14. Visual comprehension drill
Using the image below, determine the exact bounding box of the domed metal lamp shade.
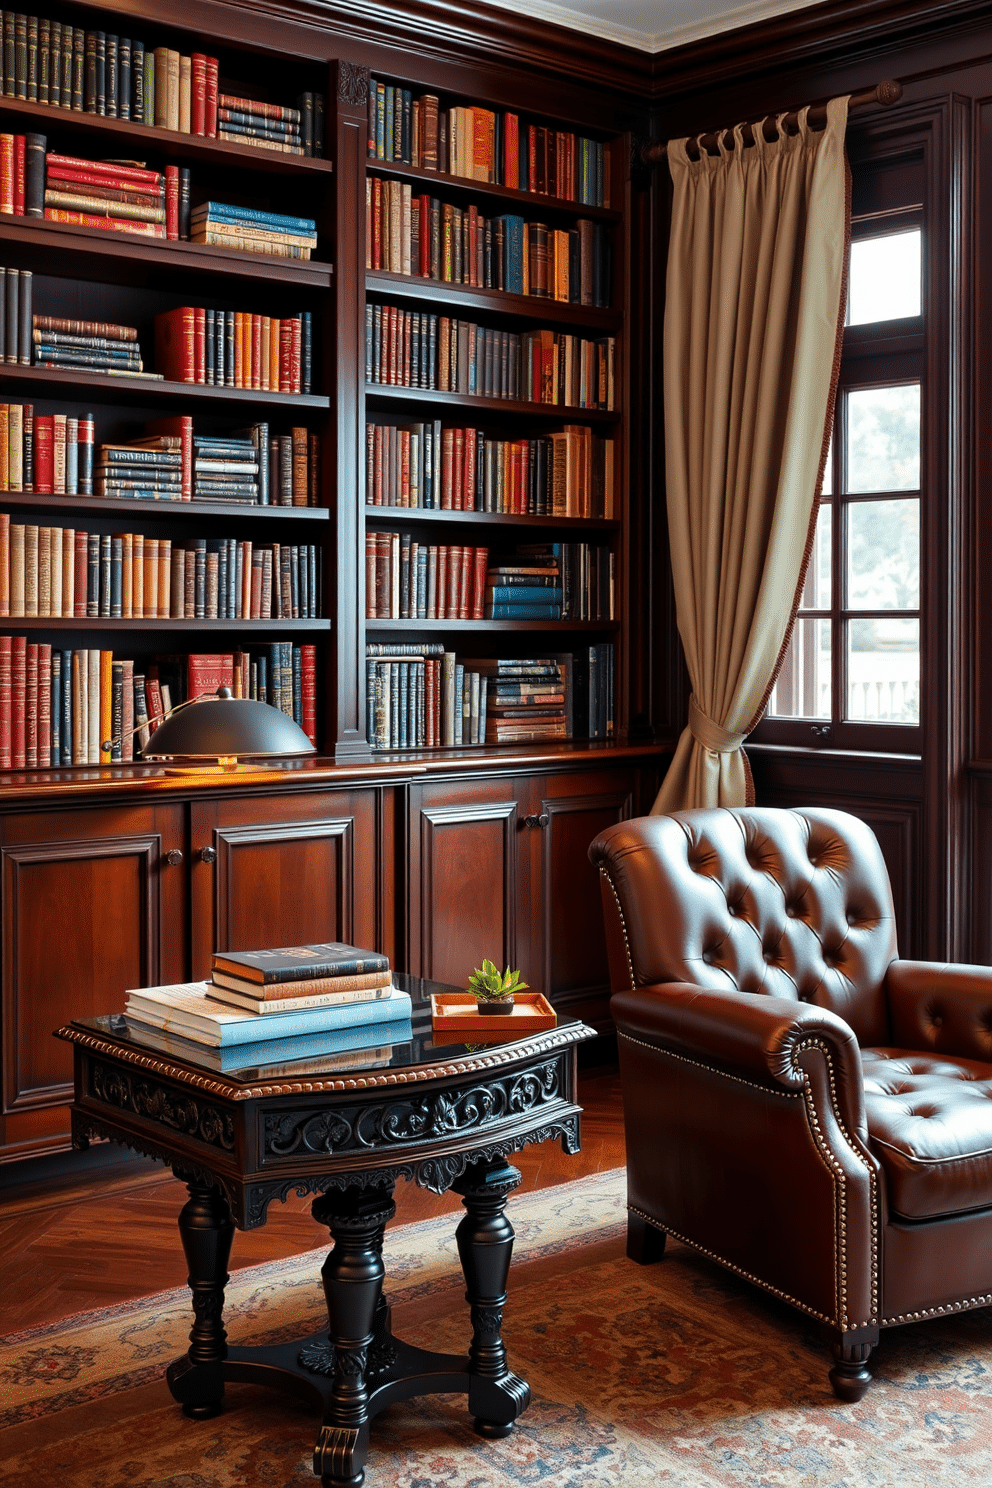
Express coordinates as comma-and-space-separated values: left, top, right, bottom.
141, 688, 316, 774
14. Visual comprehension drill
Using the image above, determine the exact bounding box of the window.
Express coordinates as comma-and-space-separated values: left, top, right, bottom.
762, 209, 924, 751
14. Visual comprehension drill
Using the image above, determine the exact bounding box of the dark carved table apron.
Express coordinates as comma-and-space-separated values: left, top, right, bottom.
58, 1018, 593, 1486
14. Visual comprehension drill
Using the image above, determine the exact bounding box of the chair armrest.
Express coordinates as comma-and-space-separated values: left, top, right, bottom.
885, 959, 992, 1061
612, 983, 868, 1142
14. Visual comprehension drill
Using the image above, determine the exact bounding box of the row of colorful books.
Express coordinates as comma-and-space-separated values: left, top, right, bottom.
123, 943, 409, 1072
366, 303, 616, 410
367, 80, 610, 207
154, 306, 313, 392
0, 17, 325, 155
365, 535, 487, 621
475, 649, 614, 743
365, 420, 616, 518
0, 642, 317, 768
498, 541, 615, 622
0, 522, 321, 621
367, 178, 612, 307
365, 644, 490, 749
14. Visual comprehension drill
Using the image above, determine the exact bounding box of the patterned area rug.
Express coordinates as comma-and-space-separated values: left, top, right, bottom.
3, 1167, 992, 1487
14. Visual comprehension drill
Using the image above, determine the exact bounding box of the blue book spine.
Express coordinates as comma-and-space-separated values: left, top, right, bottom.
50, 653, 61, 765
204, 1017, 413, 1071
208, 988, 413, 1045
504, 216, 525, 295
192, 202, 317, 234
488, 603, 563, 619
487, 585, 564, 604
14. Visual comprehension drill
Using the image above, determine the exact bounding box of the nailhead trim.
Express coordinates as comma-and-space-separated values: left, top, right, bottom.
600, 867, 637, 990
882, 1293, 992, 1326
627, 1204, 834, 1326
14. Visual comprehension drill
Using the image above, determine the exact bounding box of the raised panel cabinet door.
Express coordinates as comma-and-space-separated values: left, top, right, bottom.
408, 778, 524, 989
188, 790, 381, 978
530, 770, 635, 1025
0, 801, 186, 1161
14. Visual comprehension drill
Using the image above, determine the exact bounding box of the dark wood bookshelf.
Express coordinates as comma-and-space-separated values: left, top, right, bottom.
365, 156, 620, 224
364, 385, 617, 421
365, 618, 618, 632
0, 618, 332, 632
363, 506, 618, 530
366, 270, 620, 331
0, 493, 331, 522
0, 364, 330, 412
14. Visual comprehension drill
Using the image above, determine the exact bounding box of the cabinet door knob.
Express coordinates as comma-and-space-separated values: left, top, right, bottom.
165, 849, 184, 866
523, 813, 551, 829
199, 846, 218, 864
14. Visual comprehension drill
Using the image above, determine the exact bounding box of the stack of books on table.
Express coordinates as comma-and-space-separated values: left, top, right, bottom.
190, 202, 318, 260
123, 941, 412, 1072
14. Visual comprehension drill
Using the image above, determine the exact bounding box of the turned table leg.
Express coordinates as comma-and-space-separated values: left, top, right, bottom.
310, 1184, 397, 1488
453, 1157, 531, 1438
166, 1180, 235, 1419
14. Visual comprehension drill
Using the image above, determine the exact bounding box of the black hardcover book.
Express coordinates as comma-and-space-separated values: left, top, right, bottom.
110, 661, 123, 760
61, 22, 72, 106
178, 167, 191, 239
38, 16, 49, 104
13, 10, 26, 99
24, 132, 45, 217
132, 39, 144, 120
49, 19, 60, 106
26, 13, 37, 101
117, 36, 130, 119
94, 30, 105, 116
105, 34, 117, 117
86, 533, 100, 616
297, 90, 314, 156
72, 26, 84, 111
99, 533, 112, 617
17, 269, 31, 365
4, 268, 18, 365
314, 91, 325, 157
225, 310, 235, 385
84, 29, 96, 111
2, 12, 14, 97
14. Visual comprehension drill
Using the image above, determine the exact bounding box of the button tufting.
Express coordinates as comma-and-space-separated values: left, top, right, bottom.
932, 1015, 944, 1028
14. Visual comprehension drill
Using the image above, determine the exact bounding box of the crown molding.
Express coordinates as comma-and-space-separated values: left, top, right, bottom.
477, 0, 828, 56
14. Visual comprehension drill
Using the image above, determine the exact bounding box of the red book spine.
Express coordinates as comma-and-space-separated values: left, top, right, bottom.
165, 164, 179, 240
457, 546, 471, 620
13, 134, 25, 216
528, 126, 538, 195
46, 166, 163, 197
472, 544, 487, 620
194, 307, 206, 384
371, 175, 381, 270
191, 55, 207, 136
279, 319, 292, 393
11, 635, 26, 770
300, 643, 317, 747
74, 533, 88, 617
0, 134, 16, 213
205, 58, 219, 137
37, 643, 51, 766
33, 417, 54, 495
251, 314, 262, 390
24, 642, 38, 769
187, 653, 235, 698
436, 546, 448, 619
0, 635, 12, 768
46, 153, 162, 185
505, 113, 519, 189
155, 306, 196, 383
43, 209, 165, 238
419, 196, 430, 277
464, 428, 477, 511
291, 317, 302, 394
146, 415, 193, 501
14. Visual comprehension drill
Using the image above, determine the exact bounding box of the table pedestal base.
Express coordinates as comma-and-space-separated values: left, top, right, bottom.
166, 1158, 531, 1486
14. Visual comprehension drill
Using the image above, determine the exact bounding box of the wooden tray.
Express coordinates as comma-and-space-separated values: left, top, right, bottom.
430, 992, 557, 1033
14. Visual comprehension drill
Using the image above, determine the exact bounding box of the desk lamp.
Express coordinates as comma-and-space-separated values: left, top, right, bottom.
140, 688, 316, 774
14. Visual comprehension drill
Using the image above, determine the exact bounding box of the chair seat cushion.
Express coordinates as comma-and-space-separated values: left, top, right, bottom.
862, 1047, 992, 1220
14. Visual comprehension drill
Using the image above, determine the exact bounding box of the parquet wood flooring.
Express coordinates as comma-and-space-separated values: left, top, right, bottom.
0, 1067, 624, 1335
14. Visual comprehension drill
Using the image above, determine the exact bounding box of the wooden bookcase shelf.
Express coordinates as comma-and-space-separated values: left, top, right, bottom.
364, 506, 618, 530
366, 156, 621, 224
0, 618, 331, 632
366, 270, 621, 331
0, 493, 331, 522
0, 364, 330, 412
365, 617, 619, 632
364, 385, 617, 421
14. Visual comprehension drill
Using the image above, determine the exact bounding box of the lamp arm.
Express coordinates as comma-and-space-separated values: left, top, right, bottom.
101, 691, 220, 755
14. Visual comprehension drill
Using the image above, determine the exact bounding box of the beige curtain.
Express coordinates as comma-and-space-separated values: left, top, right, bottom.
654, 95, 850, 813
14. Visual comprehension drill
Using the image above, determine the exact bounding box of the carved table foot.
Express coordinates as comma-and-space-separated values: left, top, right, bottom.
166, 1180, 235, 1419
453, 1156, 531, 1437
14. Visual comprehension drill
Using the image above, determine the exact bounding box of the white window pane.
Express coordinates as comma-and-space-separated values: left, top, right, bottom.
847, 618, 919, 723
846, 384, 920, 493
848, 230, 921, 326
797, 503, 831, 609
768, 618, 831, 720
821, 438, 833, 497
847, 498, 919, 610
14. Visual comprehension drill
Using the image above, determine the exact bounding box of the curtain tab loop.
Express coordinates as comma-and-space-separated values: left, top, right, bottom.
688, 696, 747, 755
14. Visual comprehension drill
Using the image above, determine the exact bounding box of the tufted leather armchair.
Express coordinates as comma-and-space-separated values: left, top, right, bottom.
589, 806, 992, 1400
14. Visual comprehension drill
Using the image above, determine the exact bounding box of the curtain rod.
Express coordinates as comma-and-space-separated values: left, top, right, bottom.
641, 79, 902, 166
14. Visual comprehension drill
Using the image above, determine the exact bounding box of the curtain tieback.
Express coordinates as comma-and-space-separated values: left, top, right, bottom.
688, 696, 747, 754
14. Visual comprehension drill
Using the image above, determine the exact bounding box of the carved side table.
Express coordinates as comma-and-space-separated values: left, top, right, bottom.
58, 976, 595, 1487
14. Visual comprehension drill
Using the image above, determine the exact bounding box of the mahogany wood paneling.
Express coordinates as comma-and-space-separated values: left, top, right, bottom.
407, 778, 522, 988
0, 801, 186, 1161
188, 789, 380, 978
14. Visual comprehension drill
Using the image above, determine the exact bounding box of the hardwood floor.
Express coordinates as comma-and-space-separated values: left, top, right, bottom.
0, 1065, 625, 1335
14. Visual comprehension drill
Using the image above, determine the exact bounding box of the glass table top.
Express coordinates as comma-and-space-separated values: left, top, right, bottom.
69, 973, 585, 1086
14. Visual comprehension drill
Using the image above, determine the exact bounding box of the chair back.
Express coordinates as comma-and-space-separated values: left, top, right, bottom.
589, 806, 898, 1046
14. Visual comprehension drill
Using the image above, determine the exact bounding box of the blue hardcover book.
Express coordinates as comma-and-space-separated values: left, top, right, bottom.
190, 202, 317, 235
502, 216, 525, 295
122, 1015, 413, 1072
487, 585, 564, 604
124, 982, 414, 1047
488, 603, 563, 619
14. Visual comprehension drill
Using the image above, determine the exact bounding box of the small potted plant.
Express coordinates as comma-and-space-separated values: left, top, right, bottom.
467, 959, 527, 1015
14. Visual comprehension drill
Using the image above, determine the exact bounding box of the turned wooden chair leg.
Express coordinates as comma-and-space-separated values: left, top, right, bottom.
626, 1210, 667, 1265
829, 1327, 878, 1402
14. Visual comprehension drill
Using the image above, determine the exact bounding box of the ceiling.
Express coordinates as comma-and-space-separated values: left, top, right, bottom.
480, 0, 824, 54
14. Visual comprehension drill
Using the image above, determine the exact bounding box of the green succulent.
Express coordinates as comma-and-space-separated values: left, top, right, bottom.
467, 959, 528, 1002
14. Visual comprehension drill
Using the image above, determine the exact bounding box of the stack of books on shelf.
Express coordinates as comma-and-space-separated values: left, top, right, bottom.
0, 642, 318, 768
121, 941, 411, 1072
32, 313, 153, 375
1, 267, 33, 364
43, 150, 168, 237
193, 433, 258, 503
154, 305, 313, 393
367, 81, 609, 205
368, 178, 612, 307
190, 201, 317, 260
486, 553, 563, 620
365, 534, 487, 620
96, 431, 181, 499
365, 642, 489, 749
366, 302, 615, 409
465, 657, 567, 743
217, 94, 302, 155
